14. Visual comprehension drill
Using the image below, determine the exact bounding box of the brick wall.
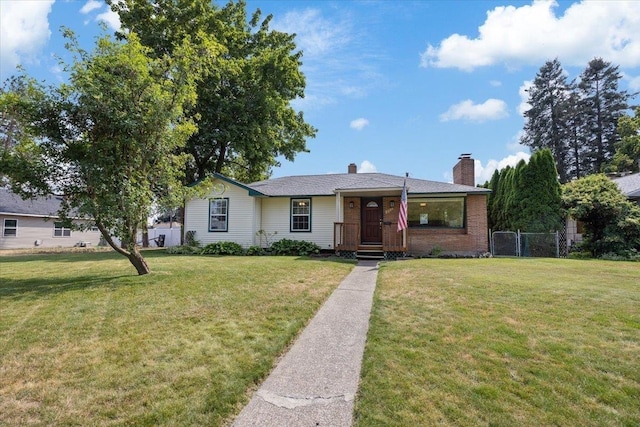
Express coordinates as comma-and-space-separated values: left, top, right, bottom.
453, 157, 475, 186
407, 194, 488, 255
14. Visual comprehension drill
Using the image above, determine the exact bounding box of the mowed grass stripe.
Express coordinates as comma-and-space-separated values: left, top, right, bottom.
355, 258, 640, 427
0, 252, 354, 426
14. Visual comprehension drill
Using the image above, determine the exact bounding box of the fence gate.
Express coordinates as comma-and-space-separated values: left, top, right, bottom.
491, 230, 561, 258
491, 231, 519, 257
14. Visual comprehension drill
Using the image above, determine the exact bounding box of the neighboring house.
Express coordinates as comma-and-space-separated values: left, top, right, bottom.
0, 188, 102, 250
184, 154, 491, 259
612, 172, 640, 206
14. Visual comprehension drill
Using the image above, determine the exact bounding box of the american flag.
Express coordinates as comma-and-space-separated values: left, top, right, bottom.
397, 179, 407, 232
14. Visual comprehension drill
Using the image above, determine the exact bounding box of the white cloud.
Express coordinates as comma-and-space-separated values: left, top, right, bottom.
421, 1, 640, 71
276, 9, 351, 58
272, 7, 388, 109
80, 0, 102, 15
517, 80, 533, 116
440, 99, 509, 122
507, 130, 528, 153
626, 73, 640, 91
0, 0, 54, 77
490, 80, 502, 87
358, 160, 377, 173
350, 118, 370, 130
476, 152, 531, 184
96, 8, 120, 31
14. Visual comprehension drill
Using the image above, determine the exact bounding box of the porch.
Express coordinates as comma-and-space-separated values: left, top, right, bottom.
333, 222, 407, 259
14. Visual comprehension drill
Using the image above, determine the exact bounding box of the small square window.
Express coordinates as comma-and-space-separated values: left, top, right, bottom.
3, 219, 17, 237
54, 222, 72, 237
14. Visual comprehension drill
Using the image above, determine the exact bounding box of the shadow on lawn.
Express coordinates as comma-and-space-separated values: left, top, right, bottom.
0, 274, 136, 300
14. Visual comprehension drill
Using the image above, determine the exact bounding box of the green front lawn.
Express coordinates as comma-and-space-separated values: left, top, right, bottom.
0, 251, 354, 426
355, 258, 640, 426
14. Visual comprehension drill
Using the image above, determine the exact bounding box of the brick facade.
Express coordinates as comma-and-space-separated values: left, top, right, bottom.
453, 156, 475, 186
407, 194, 488, 255
341, 194, 488, 255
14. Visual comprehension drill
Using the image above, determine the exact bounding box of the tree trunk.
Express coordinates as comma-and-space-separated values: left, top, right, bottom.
96, 223, 151, 275
128, 249, 151, 275
142, 228, 149, 248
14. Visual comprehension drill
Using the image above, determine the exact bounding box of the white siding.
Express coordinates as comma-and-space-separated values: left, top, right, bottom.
260, 196, 336, 250
184, 179, 257, 248
0, 215, 102, 250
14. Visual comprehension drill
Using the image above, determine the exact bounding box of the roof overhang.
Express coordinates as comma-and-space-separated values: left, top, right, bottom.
334, 187, 403, 197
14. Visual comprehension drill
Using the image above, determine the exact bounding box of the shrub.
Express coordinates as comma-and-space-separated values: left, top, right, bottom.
184, 230, 200, 247
165, 245, 201, 255
245, 245, 265, 256
600, 249, 640, 261
201, 241, 245, 256
269, 238, 320, 256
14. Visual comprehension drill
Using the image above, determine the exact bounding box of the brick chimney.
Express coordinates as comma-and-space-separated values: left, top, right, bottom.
348, 163, 357, 174
453, 154, 475, 186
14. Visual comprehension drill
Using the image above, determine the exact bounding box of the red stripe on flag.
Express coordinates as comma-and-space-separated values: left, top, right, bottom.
398, 180, 407, 232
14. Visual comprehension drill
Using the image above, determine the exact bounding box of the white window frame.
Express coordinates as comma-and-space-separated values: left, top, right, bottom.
291, 198, 311, 232
54, 222, 72, 237
209, 198, 229, 232
3, 219, 17, 237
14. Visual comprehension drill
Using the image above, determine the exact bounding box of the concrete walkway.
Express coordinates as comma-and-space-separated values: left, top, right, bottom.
232, 260, 379, 427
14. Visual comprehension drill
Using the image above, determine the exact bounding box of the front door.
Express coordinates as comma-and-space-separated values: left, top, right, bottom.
361, 198, 382, 244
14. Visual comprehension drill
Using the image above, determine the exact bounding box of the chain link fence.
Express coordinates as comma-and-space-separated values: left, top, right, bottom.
491, 230, 560, 258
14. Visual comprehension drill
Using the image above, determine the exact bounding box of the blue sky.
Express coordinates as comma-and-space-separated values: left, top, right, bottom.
1, 0, 639, 184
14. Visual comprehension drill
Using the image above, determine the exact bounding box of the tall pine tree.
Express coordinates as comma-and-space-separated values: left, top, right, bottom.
577, 58, 630, 175
521, 59, 573, 183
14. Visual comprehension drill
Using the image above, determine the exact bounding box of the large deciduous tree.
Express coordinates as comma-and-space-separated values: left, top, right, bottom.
605, 107, 640, 173
109, 0, 317, 183
1, 32, 201, 274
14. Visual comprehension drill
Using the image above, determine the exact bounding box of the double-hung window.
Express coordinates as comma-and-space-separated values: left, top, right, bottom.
54, 222, 72, 237
3, 219, 17, 237
291, 198, 311, 232
209, 198, 228, 232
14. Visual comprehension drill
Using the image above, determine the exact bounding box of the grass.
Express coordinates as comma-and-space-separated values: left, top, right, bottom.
0, 251, 354, 426
354, 258, 640, 427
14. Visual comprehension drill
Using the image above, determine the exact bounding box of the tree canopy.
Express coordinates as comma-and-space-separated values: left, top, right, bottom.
108, 0, 316, 183
485, 149, 562, 233
521, 58, 632, 183
605, 107, 640, 173
0, 32, 201, 274
562, 174, 640, 257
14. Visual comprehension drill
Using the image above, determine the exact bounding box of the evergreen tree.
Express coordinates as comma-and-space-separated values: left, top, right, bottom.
521, 59, 573, 183
486, 169, 500, 230
514, 149, 563, 232
577, 58, 631, 175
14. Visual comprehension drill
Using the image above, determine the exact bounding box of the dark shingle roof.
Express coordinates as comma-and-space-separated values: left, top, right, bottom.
0, 188, 62, 217
248, 173, 489, 196
612, 173, 640, 200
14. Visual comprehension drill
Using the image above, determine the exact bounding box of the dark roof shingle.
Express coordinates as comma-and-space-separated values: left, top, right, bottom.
248, 173, 489, 196
0, 188, 62, 217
